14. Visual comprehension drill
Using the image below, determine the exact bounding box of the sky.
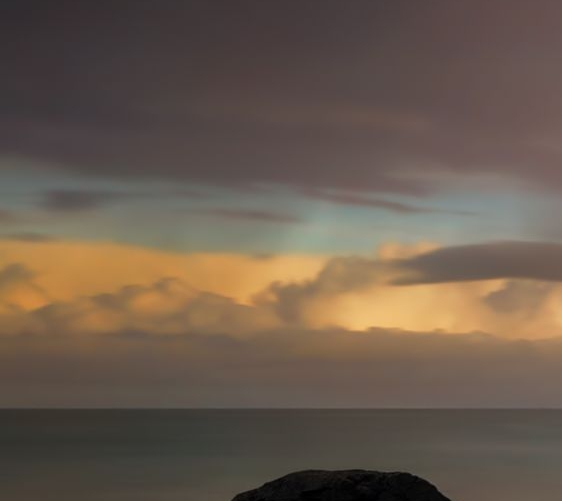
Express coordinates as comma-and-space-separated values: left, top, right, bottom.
4, 1, 562, 407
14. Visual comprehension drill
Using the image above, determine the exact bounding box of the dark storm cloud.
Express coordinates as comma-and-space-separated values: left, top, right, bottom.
4, 1, 562, 193
396, 242, 562, 284
192, 208, 302, 224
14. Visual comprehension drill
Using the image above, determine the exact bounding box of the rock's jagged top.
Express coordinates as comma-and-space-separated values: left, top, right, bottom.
232, 469, 452, 501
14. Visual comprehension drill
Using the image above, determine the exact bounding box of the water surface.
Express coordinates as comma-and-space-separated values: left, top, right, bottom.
2, 409, 561, 500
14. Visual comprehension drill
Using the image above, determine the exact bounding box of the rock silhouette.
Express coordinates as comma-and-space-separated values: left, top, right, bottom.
232, 469, 452, 501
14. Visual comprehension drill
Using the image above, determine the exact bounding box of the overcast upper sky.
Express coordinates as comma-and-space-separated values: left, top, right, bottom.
3, 1, 562, 407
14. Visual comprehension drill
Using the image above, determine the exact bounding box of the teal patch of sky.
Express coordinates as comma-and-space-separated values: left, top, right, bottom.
0, 159, 551, 253
0, 159, 67, 210
431, 188, 546, 243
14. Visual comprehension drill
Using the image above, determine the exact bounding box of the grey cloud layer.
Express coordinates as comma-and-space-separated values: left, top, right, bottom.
0, 232, 57, 243
3, 1, 562, 194
38, 188, 210, 213
396, 242, 562, 284
2, 328, 562, 408
191, 208, 302, 224
301, 189, 475, 215
41, 189, 119, 212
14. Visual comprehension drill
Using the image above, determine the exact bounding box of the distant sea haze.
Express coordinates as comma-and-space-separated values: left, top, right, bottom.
2, 409, 562, 501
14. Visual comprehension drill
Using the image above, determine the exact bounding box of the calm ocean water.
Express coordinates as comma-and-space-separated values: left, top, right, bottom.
1, 409, 562, 500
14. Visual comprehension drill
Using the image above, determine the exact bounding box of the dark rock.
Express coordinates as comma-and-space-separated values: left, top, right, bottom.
232, 469, 452, 501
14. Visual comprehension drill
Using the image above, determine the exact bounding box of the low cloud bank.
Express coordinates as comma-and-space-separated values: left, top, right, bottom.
2, 239, 562, 406
1, 327, 561, 407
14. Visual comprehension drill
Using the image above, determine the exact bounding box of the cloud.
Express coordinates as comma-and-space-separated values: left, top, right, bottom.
0, 209, 19, 223
0, 244, 558, 344
302, 189, 475, 215
262, 256, 392, 324
2, 326, 562, 407
4, 2, 562, 194
40, 189, 120, 212
0, 263, 49, 311
1, 239, 562, 406
4, 238, 562, 340
6, 238, 562, 340
251, 241, 562, 338
14, 277, 280, 338
395, 242, 562, 284
266, 241, 562, 305
484, 280, 553, 314
191, 208, 302, 224
0, 263, 35, 289
0, 232, 57, 243
40, 187, 211, 213
0, 239, 327, 304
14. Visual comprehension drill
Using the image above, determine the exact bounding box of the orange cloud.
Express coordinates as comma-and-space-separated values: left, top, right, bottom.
2, 239, 562, 341
0, 240, 328, 307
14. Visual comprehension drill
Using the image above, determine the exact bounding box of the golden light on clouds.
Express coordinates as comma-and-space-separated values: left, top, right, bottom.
1, 239, 562, 341
0, 240, 328, 307
1, 241, 562, 408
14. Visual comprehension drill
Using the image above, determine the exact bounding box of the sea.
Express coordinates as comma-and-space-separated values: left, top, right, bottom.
1, 409, 561, 501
